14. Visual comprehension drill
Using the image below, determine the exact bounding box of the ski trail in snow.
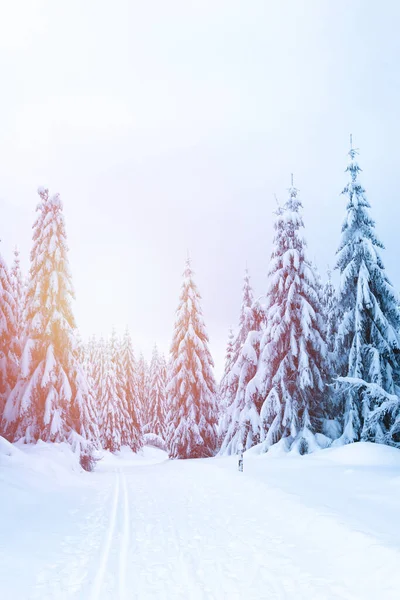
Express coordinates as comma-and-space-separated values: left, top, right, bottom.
90, 471, 120, 600
118, 470, 130, 600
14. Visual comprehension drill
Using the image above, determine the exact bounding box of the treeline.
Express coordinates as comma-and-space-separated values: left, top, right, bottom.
1, 140, 400, 462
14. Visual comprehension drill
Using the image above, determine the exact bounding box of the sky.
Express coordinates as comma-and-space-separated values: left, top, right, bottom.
1, 0, 400, 377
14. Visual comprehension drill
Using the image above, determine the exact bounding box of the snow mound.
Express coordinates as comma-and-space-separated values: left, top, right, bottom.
0, 436, 21, 458
0, 437, 85, 490
245, 437, 291, 457
320, 441, 400, 467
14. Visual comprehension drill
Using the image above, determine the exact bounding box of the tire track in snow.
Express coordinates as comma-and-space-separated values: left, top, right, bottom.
118, 470, 130, 600
90, 471, 120, 600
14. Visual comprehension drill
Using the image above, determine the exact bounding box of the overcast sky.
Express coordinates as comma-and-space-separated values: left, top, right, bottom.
1, 0, 400, 377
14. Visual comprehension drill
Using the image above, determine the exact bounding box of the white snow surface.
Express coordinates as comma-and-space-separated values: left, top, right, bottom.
1, 438, 400, 599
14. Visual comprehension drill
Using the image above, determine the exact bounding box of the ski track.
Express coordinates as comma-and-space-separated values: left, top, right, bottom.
23, 454, 400, 599
119, 470, 130, 600
90, 471, 120, 600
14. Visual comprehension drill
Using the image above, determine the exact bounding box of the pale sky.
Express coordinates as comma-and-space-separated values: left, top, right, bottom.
1, 0, 400, 377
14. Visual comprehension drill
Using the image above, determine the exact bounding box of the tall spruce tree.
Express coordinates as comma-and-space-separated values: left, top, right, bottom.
3, 188, 98, 447
334, 141, 400, 446
219, 298, 265, 454
0, 252, 17, 419
107, 329, 141, 450
167, 258, 218, 459
231, 269, 254, 365
322, 268, 337, 355
10, 247, 25, 366
258, 179, 328, 454
92, 336, 107, 417
219, 269, 264, 454
121, 327, 142, 450
137, 353, 150, 431
218, 327, 235, 416
148, 344, 167, 440
99, 339, 122, 452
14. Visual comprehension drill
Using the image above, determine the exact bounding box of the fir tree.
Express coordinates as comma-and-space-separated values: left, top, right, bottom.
322, 268, 337, 355
3, 188, 98, 447
99, 340, 122, 452
167, 258, 218, 459
121, 327, 142, 450
218, 327, 235, 417
231, 268, 254, 365
0, 252, 17, 419
137, 353, 150, 431
219, 269, 264, 454
258, 179, 328, 454
82, 334, 100, 421
92, 336, 106, 416
334, 141, 400, 445
10, 246, 25, 365
148, 345, 167, 440
108, 329, 138, 449
219, 298, 265, 454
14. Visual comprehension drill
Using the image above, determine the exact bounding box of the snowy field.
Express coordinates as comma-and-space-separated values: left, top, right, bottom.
1, 439, 400, 599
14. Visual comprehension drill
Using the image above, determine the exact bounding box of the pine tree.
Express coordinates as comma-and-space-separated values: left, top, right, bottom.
334, 141, 400, 446
167, 258, 218, 459
3, 188, 98, 447
99, 340, 122, 452
121, 327, 142, 450
322, 268, 337, 355
81, 334, 100, 421
92, 336, 106, 416
109, 329, 139, 449
231, 269, 254, 365
219, 269, 264, 454
148, 345, 167, 440
218, 327, 235, 417
0, 252, 17, 419
137, 353, 150, 431
258, 179, 328, 454
219, 298, 265, 454
9, 246, 25, 365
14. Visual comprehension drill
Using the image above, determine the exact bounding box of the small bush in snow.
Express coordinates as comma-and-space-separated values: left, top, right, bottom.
79, 446, 98, 472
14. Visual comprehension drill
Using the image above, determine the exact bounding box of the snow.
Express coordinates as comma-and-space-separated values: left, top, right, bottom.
1, 439, 400, 599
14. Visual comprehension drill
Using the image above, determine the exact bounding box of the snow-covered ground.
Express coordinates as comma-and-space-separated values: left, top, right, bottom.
1, 438, 400, 599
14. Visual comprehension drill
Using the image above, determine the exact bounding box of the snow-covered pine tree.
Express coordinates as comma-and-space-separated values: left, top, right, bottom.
334, 141, 400, 446
167, 258, 218, 459
84, 335, 97, 384
219, 269, 265, 454
137, 353, 150, 430
258, 178, 328, 454
9, 246, 25, 366
322, 268, 337, 355
231, 269, 254, 365
75, 330, 85, 365
108, 328, 139, 450
0, 252, 17, 420
81, 334, 100, 421
148, 344, 167, 440
121, 327, 142, 450
3, 188, 98, 448
219, 298, 265, 454
91, 336, 107, 416
99, 339, 122, 452
218, 327, 235, 416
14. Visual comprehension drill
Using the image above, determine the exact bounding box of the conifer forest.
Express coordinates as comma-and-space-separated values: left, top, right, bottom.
2, 145, 399, 462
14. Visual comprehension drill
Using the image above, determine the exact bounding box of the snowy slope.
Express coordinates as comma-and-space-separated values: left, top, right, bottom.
1, 438, 400, 599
